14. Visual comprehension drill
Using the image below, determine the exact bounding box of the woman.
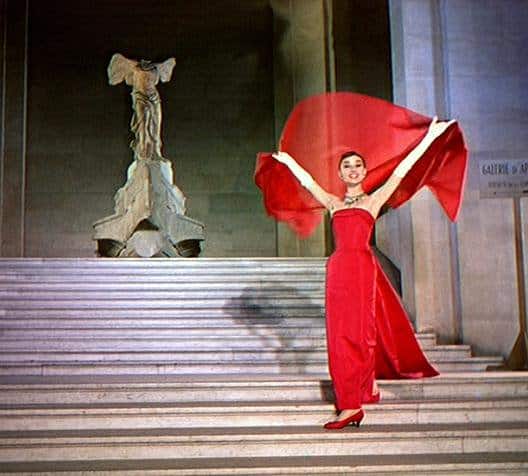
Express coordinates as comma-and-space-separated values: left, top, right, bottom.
271, 117, 454, 430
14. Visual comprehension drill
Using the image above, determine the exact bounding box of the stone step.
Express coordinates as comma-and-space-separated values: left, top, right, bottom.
2, 453, 527, 476
0, 356, 502, 376
0, 258, 327, 274
0, 330, 437, 345
0, 361, 329, 376
1, 398, 526, 431
1, 373, 525, 404
0, 318, 328, 331
0, 257, 325, 264
0, 330, 329, 342
0, 423, 526, 461
0, 297, 325, 309
0, 338, 456, 354
0, 283, 324, 294
0, 290, 325, 302
0, 345, 472, 361
0, 266, 320, 272
0, 309, 325, 319
0, 274, 324, 283
0, 337, 329, 351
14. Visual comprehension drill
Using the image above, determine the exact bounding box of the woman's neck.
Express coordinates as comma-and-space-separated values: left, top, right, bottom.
345, 184, 365, 197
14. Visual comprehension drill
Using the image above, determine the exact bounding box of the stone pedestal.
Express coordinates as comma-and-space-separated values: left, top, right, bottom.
93, 159, 204, 257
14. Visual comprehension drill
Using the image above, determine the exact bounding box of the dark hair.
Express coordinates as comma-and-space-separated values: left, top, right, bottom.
339, 151, 366, 168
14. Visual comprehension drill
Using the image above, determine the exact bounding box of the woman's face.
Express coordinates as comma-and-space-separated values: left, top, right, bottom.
339, 155, 367, 185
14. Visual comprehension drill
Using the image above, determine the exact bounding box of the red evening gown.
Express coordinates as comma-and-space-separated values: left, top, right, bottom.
327, 208, 438, 410
254, 93, 464, 410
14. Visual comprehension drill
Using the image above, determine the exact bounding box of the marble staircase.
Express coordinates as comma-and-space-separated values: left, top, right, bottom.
0, 258, 526, 475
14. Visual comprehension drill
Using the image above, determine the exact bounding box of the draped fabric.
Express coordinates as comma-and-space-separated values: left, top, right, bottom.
373, 260, 439, 380
255, 92, 468, 237
130, 90, 162, 160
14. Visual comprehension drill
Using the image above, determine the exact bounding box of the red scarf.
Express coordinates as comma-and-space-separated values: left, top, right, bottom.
255, 92, 468, 237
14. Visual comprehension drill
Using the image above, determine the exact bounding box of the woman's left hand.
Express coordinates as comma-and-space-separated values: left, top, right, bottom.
426, 116, 456, 140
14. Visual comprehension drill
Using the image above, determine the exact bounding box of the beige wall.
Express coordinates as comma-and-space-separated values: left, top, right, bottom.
388, 0, 528, 357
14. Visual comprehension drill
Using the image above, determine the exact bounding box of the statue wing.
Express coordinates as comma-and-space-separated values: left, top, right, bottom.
157, 57, 176, 83
107, 53, 137, 86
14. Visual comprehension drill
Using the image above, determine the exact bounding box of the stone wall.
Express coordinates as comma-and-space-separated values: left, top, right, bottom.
0, 0, 395, 259
2, 0, 277, 257
388, 0, 528, 357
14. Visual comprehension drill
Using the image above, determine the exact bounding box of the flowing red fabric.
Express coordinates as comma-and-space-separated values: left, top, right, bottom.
255, 92, 468, 237
374, 260, 439, 380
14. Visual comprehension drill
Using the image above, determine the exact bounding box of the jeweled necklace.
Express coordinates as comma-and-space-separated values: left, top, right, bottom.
343, 192, 367, 206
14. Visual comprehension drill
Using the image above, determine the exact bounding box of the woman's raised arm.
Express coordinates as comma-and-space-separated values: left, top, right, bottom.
272, 151, 339, 211
369, 117, 456, 212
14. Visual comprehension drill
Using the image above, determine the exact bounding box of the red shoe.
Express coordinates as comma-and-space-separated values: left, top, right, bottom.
323, 409, 364, 430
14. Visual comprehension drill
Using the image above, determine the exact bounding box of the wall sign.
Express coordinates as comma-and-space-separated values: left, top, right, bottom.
479, 159, 528, 198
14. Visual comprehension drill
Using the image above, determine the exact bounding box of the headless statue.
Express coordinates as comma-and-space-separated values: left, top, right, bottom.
108, 53, 176, 160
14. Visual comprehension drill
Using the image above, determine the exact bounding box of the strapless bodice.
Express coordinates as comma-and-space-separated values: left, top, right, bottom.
331, 208, 375, 252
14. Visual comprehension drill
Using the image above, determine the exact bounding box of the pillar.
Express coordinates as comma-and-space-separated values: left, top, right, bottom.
271, 0, 334, 257
0, 0, 28, 257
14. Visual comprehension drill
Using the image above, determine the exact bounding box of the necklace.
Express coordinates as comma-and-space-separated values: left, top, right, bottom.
343, 192, 367, 206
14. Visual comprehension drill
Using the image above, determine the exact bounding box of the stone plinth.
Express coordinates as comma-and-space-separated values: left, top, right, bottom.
93, 159, 204, 257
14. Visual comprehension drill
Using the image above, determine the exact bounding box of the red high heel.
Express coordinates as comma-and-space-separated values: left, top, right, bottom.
323, 409, 364, 430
